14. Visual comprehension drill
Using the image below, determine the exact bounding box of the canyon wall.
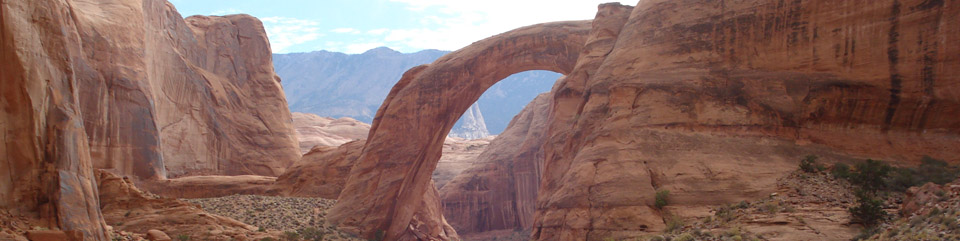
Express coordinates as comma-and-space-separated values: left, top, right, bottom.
331, 0, 960, 240
1, 1, 108, 240
71, 0, 299, 179
440, 93, 552, 234
534, 0, 960, 240
1, 0, 298, 239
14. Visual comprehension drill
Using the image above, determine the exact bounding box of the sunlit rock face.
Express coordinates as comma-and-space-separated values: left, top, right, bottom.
62, 0, 300, 179
2, 0, 298, 239
327, 17, 593, 240
329, 0, 960, 240
534, 0, 960, 240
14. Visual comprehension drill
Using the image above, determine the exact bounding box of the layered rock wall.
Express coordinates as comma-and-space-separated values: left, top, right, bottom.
330, 1, 960, 240
440, 93, 552, 234
533, 0, 960, 240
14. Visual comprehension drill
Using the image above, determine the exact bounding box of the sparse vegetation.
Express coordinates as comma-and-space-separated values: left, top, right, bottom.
799, 155, 825, 173
283, 231, 300, 241
848, 190, 887, 227
830, 163, 851, 179
371, 230, 385, 241
297, 227, 325, 241
176, 234, 190, 241
654, 189, 670, 209
664, 216, 684, 233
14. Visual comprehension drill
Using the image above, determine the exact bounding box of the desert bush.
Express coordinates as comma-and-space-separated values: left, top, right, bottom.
885, 156, 958, 192
283, 231, 300, 241
665, 216, 685, 233
831, 163, 851, 179
799, 155, 825, 173
850, 159, 893, 193
298, 227, 324, 241
848, 190, 887, 227
654, 189, 670, 209
176, 235, 190, 241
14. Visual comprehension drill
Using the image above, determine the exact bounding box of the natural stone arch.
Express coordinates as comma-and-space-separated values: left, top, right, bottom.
328, 20, 592, 240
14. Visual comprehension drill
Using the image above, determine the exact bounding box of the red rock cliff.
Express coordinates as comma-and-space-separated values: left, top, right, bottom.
71, 0, 299, 179
440, 93, 552, 234
1, 0, 298, 239
329, 1, 960, 240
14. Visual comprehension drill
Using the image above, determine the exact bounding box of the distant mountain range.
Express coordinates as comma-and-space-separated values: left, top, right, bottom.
273, 47, 561, 136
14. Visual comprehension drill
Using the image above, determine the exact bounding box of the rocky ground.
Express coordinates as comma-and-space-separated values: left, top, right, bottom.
184, 195, 364, 241
640, 170, 897, 241
865, 180, 960, 240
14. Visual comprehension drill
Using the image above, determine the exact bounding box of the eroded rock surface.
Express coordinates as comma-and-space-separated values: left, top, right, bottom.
327, 18, 593, 240
70, 0, 299, 179
440, 93, 552, 234
331, 0, 960, 240
97, 170, 274, 240
2, 0, 298, 239
292, 113, 370, 154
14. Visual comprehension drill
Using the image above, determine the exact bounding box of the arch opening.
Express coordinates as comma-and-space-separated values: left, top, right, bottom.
327, 20, 592, 240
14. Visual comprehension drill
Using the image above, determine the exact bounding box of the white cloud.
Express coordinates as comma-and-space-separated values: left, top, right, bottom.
379, 0, 636, 51
261, 17, 324, 53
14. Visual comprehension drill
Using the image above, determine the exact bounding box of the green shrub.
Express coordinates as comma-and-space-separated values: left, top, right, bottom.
799, 155, 825, 173
848, 190, 887, 227
665, 216, 685, 233
850, 159, 893, 193
260, 238, 275, 241
654, 189, 670, 209
885, 156, 958, 192
283, 231, 300, 241
176, 235, 190, 241
831, 163, 851, 179
298, 227, 324, 241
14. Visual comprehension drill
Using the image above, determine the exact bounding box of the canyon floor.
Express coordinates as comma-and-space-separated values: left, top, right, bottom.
184, 195, 364, 241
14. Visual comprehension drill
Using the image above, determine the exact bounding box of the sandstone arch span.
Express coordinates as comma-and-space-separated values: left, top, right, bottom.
328, 21, 592, 240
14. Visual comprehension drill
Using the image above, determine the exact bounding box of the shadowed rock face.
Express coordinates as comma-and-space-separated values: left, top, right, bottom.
69, 0, 299, 179
440, 93, 553, 235
331, 0, 960, 240
1, 1, 107, 240
327, 19, 593, 240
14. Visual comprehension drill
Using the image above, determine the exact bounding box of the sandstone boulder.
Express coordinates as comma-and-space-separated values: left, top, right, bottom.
146, 230, 172, 241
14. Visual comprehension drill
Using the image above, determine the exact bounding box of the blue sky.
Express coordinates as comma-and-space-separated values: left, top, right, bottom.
169, 0, 635, 54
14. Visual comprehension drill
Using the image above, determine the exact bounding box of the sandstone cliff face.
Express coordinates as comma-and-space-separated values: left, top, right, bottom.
534, 0, 960, 240
71, 0, 299, 178
330, 1, 960, 240
2, 0, 298, 239
1, 1, 108, 240
292, 113, 370, 154
440, 93, 552, 235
